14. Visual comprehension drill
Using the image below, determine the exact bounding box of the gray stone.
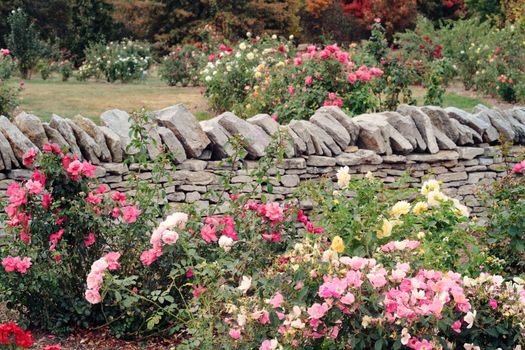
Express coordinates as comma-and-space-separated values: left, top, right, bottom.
407, 150, 459, 163
7, 169, 33, 179
72, 115, 112, 162
352, 116, 390, 154
397, 104, 439, 153
354, 114, 413, 155
216, 112, 270, 158
471, 111, 500, 143
0, 116, 37, 164
167, 192, 185, 202
437, 171, 467, 183
336, 149, 382, 166
66, 119, 101, 163
433, 128, 457, 150
14, 112, 48, 149
310, 112, 351, 149
510, 107, 525, 125
288, 121, 315, 155
500, 109, 525, 143
274, 127, 296, 158
179, 159, 207, 171
307, 155, 336, 166
421, 106, 459, 142
247, 114, 279, 135
382, 155, 406, 163
474, 105, 515, 142
100, 109, 138, 154
155, 104, 210, 158
445, 107, 493, 139
145, 127, 163, 160
101, 163, 128, 174
281, 174, 300, 187
278, 158, 306, 169
0, 130, 18, 169
316, 106, 359, 145
450, 118, 482, 145
173, 170, 216, 185
289, 120, 341, 156
99, 126, 123, 162
457, 147, 484, 160
382, 111, 426, 151
50, 114, 82, 156
199, 118, 233, 160
42, 123, 69, 150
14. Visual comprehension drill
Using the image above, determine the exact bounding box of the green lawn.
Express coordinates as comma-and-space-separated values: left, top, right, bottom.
15, 77, 210, 124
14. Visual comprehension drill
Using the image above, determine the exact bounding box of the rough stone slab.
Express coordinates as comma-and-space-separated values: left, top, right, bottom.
407, 150, 459, 163
352, 115, 390, 154
336, 149, 382, 166
397, 104, 439, 154
437, 172, 468, 183
500, 109, 525, 144
457, 147, 484, 160
100, 109, 139, 155
382, 111, 426, 151
247, 114, 279, 135
173, 170, 216, 185
280, 174, 300, 187
178, 159, 207, 171
382, 155, 406, 163
445, 107, 493, 138
155, 104, 210, 158
199, 118, 234, 160
67, 119, 101, 163
99, 126, 123, 163
14, 112, 48, 149
433, 128, 457, 150
50, 114, 82, 156
43, 123, 69, 150
277, 158, 306, 169
354, 114, 413, 155
470, 111, 500, 143
72, 115, 112, 162
310, 112, 351, 149
215, 112, 270, 158
288, 121, 316, 155
450, 118, 482, 145
0, 116, 38, 165
315, 106, 359, 145
145, 127, 163, 160
101, 163, 128, 174
474, 105, 515, 142
421, 106, 459, 142
0, 129, 19, 169
307, 155, 336, 166
289, 120, 341, 156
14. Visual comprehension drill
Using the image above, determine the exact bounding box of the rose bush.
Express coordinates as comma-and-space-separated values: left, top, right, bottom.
160, 42, 212, 86
0, 144, 151, 333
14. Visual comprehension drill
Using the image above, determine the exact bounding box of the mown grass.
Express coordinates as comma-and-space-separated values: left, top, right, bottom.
14, 77, 209, 124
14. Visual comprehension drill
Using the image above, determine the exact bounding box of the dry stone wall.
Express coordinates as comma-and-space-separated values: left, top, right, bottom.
0, 103, 524, 214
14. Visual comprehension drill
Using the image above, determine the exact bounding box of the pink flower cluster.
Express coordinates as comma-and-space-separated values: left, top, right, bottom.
85, 186, 141, 224
140, 212, 188, 266
1, 256, 32, 273
323, 92, 343, 107
201, 215, 237, 243
512, 159, 525, 174
85, 252, 121, 304
380, 240, 421, 253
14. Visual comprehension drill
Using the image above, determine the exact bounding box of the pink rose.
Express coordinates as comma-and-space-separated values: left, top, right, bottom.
267, 292, 284, 308
228, 329, 241, 340
162, 230, 179, 245
22, 148, 38, 167
85, 289, 102, 304
122, 205, 141, 224
201, 224, 218, 243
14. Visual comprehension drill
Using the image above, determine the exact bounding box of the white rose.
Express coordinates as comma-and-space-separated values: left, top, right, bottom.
218, 235, 234, 252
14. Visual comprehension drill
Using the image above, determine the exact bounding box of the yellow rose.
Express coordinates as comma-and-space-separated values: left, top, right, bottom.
377, 219, 393, 239
427, 189, 448, 207
412, 201, 428, 215
331, 236, 345, 253
336, 166, 351, 188
416, 231, 426, 239
389, 201, 411, 217
421, 179, 440, 196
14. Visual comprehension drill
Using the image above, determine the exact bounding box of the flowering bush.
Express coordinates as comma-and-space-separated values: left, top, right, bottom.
0, 79, 22, 118
79, 40, 151, 83
201, 34, 383, 123
0, 49, 15, 80
55, 60, 73, 82
159, 42, 212, 86
0, 144, 150, 333
0, 322, 33, 349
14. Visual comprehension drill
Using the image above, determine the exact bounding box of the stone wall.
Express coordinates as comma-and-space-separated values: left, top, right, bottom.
0, 103, 524, 213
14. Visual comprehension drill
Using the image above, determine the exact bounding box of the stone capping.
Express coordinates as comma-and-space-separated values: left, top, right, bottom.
0, 104, 524, 213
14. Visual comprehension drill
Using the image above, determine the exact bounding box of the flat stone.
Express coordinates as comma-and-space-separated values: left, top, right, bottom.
445, 107, 493, 139
316, 106, 359, 145
156, 104, 210, 158
173, 170, 216, 185
101, 163, 128, 174
42, 123, 69, 150
450, 119, 482, 145
66, 119, 101, 163
471, 111, 500, 143
100, 109, 139, 154
167, 192, 185, 202
421, 106, 459, 142
336, 149, 382, 166
179, 185, 207, 193
280, 174, 300, 187
288, 121, 315, 155
7, 169, 33, 179
152, 126, 185, 164
307, 155, 336, 166
382, 111, 426, 151
50, 114, 82, 156
310, 111, 350, 149
457, 147, 484, 160
397, 104, 439, 154
14, 112, 48, 149
433, 128, 457, 150
277, 158, 306, 169
354, 113, 413, 155
99, 126, 123, 162
200, 118, 235, 160
500, 109, 525, 144
352, 116, 390, 154
0, 116, 37, 165
72, 115, 112, 162
474, 105, 514, 142
178, 159, 207, 171
144, 127, 163, 160
407, 150, 459, 163
216, 112, 270, 158
382, 154, 406, 163
0, 129, 18, 169
247, 114, 279, 135
289, 120, 341, 156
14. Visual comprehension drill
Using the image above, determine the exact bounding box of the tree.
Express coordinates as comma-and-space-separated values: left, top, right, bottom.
5, 8, 47, 78
417, 0, 465, 22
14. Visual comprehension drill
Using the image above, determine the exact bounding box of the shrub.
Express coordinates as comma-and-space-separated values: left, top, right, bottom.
80, 40, 151, 83
159, 43, 211, 86
0, 49, 15, 80
0, 145, 152, 333
56, 60, 73, 82
0, 80, 23, 118
37, 60, 53, 80
6, 9, 48, 79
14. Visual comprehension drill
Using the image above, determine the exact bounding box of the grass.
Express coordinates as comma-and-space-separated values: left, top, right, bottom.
14, 77, 209, 124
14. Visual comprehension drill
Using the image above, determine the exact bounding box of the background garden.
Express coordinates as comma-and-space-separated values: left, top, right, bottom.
0, 0, 525, 350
